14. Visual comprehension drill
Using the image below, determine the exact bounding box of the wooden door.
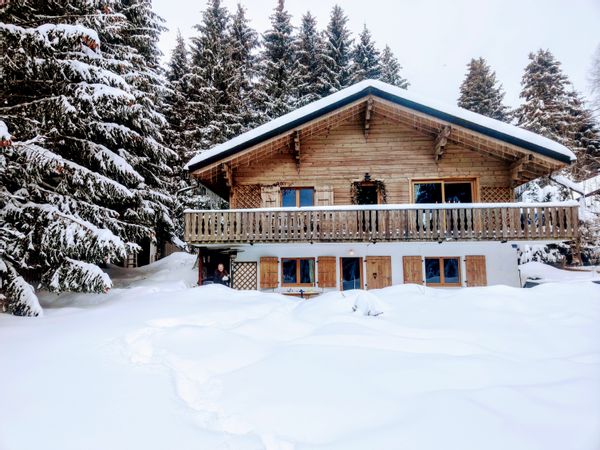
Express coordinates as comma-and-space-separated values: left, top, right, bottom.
366, 256, 392, 289
402, 256, 423, 285
260, 257, 278, 288
465, 255, 487, 286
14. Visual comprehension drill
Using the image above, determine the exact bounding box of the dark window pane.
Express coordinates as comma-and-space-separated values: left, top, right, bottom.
415, 183, 443, 203
282, 259, 297, 284
299, 188, 314, 207
341, 257, 361, 290
299, 259, 315, 284
443, 258, 460, 283
282, 189, 296, 207
356, 185, 378, 205
444, 183, 472, 203
425, 258, 441, 284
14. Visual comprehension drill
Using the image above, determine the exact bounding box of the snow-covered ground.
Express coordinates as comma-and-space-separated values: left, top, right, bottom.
1, 253, 599, 450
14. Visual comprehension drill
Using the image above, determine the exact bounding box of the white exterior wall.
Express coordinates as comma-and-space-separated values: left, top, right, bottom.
226, 241, 521, 292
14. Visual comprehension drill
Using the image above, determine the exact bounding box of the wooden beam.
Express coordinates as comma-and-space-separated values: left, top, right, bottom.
364, 97, 374, 139
510, 154, 533, 183
434, 125, 451, 161
221, 162, 233, 188
291, 129, 301, 169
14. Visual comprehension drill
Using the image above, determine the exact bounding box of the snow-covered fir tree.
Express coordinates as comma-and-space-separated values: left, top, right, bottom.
0, 0, 177, 316
228, 4, 260, 130
293, 12, 326, 107
321, 5, 353, 95
379, 45, 409, 89
257, 0, 296, 119
514, 50, 573, 145
164, 30, 192, 162
458, 57, 509, 121
186, 0, 234, 148
565, 92, 600, 180
350, 25, 381, 83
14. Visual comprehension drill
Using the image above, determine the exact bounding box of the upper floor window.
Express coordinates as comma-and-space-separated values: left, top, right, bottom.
282, 187, 314, 207
413, 179, 475, 204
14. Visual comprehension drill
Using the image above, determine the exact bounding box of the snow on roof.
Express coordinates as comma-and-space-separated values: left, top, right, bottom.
552, 174, 600, 197
185, 79, 576, 171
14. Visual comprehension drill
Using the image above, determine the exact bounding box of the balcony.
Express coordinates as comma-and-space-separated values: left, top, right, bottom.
184, 202, 579, 245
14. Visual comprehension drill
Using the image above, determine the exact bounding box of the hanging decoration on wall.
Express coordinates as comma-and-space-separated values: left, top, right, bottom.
351, 173, 387, 204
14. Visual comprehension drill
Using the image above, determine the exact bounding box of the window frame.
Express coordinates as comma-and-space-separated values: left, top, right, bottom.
424, 256, 462, 287
281, 187, 315, 208
281, 257, 316, 287
410, 178, 479, 204
339, 256, 364, 291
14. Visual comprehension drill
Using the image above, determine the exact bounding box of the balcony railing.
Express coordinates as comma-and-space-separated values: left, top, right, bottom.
184, 202, 579, 244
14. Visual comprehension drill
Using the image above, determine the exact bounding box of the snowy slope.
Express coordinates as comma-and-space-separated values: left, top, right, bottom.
185, 79, 576, 170
0, 253, 599, 450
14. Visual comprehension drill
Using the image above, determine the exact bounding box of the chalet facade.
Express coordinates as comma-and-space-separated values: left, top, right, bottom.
183, 80, 578, 293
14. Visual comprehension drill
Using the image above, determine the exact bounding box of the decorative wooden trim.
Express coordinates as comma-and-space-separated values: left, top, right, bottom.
364, 97, 374, 139
434, 125, 452, 161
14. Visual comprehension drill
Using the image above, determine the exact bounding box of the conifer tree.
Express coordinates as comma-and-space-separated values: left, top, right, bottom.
187, 0, 233, 147
0, 0, 177, 316
257, 0, 296, 119
228, 4, 260, 130
351, 25, 381, 83
458, 57, 509, 121
379, 45, 409, 89
566, 91, 600, 180
293, 12, 326, 106
514, 50, 573, 145
321, 5, 353, 95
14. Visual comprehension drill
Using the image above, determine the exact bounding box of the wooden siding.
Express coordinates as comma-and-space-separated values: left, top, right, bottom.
230, 113, 513, 205
184, 204, 579, 244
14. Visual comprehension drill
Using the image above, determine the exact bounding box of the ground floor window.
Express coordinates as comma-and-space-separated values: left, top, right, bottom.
425, 257, 461, 286
281, 258, 315, 286
341, 257, 362, 290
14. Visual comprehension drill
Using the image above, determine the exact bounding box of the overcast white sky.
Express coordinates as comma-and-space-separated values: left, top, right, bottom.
153, 0, 600, 108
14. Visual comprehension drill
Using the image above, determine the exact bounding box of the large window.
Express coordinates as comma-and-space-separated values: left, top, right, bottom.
282, 188, 314, 207
413, 180, 475, 204
282, 258, 315, 286
425, 257, 461, 286
341, 257, 362, 290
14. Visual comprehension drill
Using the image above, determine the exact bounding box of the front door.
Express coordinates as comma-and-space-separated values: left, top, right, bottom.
366, 256, 392, 289
340, 257, 362, 290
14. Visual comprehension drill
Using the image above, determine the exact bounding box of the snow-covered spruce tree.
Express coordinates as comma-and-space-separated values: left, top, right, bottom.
164, 30, 192, 163
293, 12, 327, 107
321, 5, 353, 95
185, 0, 234, 149
112, 0, 180, 250
228, 4, 260, 130
256, 0, 296, 120
0, 1, 176, 316
458, 57, 510, 121
566, 92, 600, 180
514, 50, 573, 145
379, 45, 409, 89
350, 25, 381, 83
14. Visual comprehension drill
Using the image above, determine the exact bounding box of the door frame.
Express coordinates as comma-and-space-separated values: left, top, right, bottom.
339, 256, 364, 290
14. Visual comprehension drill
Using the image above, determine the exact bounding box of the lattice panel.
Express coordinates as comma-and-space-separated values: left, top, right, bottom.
232, 184, 261, 209
481, 186, 513, 203
232, 262, 258, 290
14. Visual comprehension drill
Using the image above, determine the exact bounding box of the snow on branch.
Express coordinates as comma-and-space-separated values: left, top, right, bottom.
45, 258, 112, 294
0, 259, 43, 317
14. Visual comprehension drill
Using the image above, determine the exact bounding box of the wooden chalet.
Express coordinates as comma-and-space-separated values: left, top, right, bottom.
183, 80, 578, 293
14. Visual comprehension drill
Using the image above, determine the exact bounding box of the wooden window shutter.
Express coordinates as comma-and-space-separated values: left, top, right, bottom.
315, 185, 334, 206
465, 255, 487, 286
260, 257, 278, 288
260, 185, 281, 208
402, 256, 423, 285
317, 256, 336, 288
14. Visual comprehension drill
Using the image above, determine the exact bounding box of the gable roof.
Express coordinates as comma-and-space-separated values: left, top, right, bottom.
185, 79, 576, 172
